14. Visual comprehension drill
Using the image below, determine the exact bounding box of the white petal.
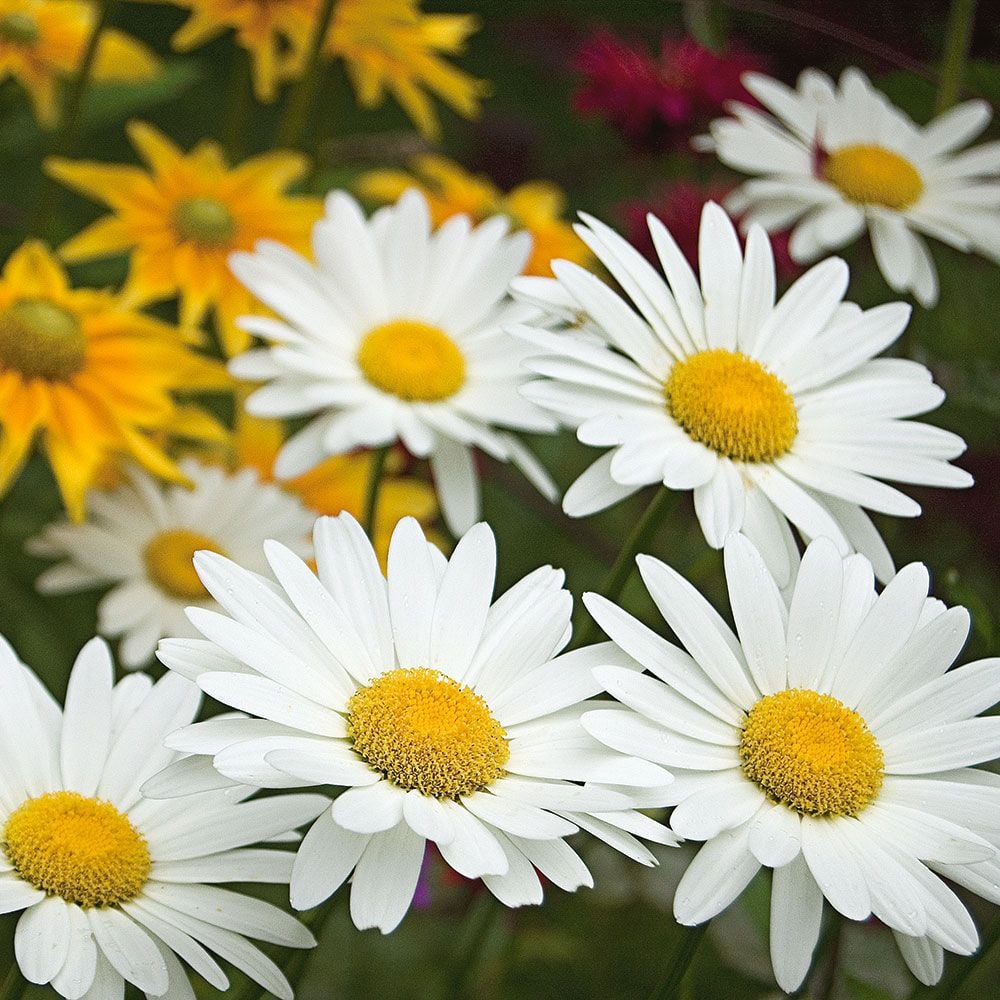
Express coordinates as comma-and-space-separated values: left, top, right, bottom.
349, 823, 426, 933
51, 903, 98, 999
437, 801, 508, 878
894, 933, 944, 987
638, 554, 759, 709
60, 639, 114, 797
16, 895, 70, 984
504, 835, 592, 893
563, 452, 640, 517
290, 810, 369, 910
747, 802, 802, 867
430, 522, 496, 680
799, 817, 871, 920
87, 908, 168, 996
430, 438, 481, 537
482, 831, 544, 907
331, 781, 408, 833
403, 791, 455, 845
673, 824, 761, 924
785, 537, 843, 690
669, 774, 765, 840
724, 534, 788, 695
769, 854, 823, 992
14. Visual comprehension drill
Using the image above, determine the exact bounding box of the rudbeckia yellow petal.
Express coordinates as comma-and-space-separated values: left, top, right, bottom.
126, 121, 184, 175
57, 216, 136, 262
92, 28, 159, 81
2, 241, 69, 298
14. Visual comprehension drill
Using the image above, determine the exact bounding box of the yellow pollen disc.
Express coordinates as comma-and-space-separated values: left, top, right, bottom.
0, 12, 39, 44
143, 528, 226, 600
347, 667, 509, 798
3, 791, 151, 908
0, 299, 86, 381
356, 319, 466, 402
173, 197, 237, 247
740, 689, 884, 817
665, 349, 798, 462
823, 144, 924, 211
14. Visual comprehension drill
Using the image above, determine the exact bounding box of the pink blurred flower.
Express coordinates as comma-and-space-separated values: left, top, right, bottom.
572, 29, 764, 152
620, 180, 801, 282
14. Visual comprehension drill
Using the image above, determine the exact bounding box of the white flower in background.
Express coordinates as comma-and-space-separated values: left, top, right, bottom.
511, 202, 971, 586
27, 460, 315, 668
583, 533, 1000, 992
700, 67, 1000, 306
0, 636, 327, 999
154, 513, 678, 932
227, 189, 559, 536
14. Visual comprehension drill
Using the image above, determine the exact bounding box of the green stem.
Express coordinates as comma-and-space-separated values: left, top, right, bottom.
275, 0, 337, 149
307, 61, 341, 179
574, 487, 677, 648
57, 0, 116, 149
935, 0, 978, 113
363, 445, 391, 539
649, 922, 709, 1000
29, 0, 115, 236
816, 914, 844, 1000
283, 899, 339, 992
0, 962, 27, 1000
220, 48, 253, 159
448, 895, 496, 999
912, 914, 1000, 999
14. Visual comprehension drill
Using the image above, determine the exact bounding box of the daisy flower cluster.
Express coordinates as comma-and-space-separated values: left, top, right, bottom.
2, 0, 999, 997
701, 67, 1000, 306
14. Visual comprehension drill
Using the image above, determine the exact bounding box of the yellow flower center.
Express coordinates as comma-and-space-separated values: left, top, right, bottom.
823, 144, 924, 211
3, 791, 151, 908
0, 12, 39, 45
356, 319, 466, 402
173, 197, 237, 248
347, 667, 509, 799
740, 689, 884, 817
665, 349, 798, 463
143, 528, 226, 600
0, 299, 86, 381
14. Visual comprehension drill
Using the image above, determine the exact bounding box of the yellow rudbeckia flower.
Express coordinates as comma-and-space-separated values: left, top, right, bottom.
324, 0, 488, 140
0, 0, 158, 125
168, 0, 315, 103
45, 121, 323, 357
0, 242, 227, 520
161, 0, 485, 138
230, 404, 440, 567
357, 154, 593, 276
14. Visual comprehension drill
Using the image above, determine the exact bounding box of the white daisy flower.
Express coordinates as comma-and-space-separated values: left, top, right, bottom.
0, 635, 328, 999
155, 512, 678, 932
27, 460, 315, 669
582, 533, 1000, 992
700, 67, 1000, 306
226, 188, 560, 536
510, 202, 971, 586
